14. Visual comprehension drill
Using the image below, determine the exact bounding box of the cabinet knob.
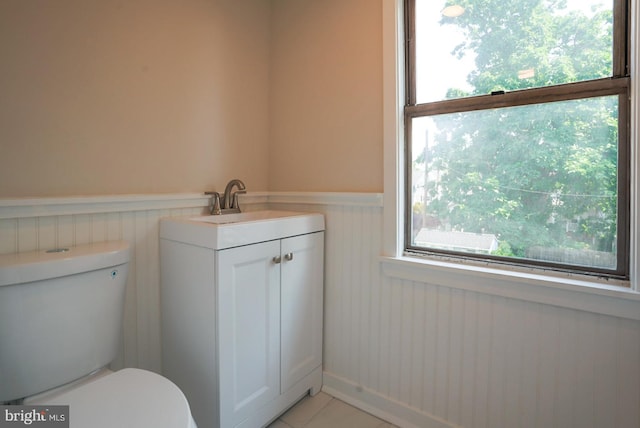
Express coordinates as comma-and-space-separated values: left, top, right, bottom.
284, 252, 294, 261
272, 256, 282, 264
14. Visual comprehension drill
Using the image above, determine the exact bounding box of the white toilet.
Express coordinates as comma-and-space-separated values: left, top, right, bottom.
0, 241, 197, 428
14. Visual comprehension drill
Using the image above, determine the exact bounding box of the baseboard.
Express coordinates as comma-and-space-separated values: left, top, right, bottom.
321, 371, 458, 428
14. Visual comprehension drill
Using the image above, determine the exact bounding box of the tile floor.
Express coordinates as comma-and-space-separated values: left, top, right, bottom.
267, 392, 398, 428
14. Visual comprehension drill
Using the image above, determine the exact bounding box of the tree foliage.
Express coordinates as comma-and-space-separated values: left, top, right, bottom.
419, 0, 618, 260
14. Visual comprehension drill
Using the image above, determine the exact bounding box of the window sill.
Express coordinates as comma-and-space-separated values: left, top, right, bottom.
380, 255, 640, 320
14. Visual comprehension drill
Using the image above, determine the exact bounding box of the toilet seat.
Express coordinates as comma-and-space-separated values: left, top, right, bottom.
29, 368, 197, 428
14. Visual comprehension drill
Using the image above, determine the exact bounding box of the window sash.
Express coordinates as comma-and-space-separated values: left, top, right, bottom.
406, 78, 629, 117
405, 0, 630, 106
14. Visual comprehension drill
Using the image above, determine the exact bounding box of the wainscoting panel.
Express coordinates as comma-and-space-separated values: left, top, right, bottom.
1, 193, 639, 427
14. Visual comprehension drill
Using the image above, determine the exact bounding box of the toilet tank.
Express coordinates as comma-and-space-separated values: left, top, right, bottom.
0, 241, 130, 402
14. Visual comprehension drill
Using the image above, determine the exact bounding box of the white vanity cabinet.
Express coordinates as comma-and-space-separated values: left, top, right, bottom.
218, 232, 324, 427
159, 211, 324, 428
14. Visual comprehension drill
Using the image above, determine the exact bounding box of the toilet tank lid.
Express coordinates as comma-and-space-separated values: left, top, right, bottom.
0, 241, 130, 287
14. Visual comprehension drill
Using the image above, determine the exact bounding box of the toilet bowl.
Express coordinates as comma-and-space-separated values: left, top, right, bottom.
26, 368, 197, 428
0, 241, 197, 427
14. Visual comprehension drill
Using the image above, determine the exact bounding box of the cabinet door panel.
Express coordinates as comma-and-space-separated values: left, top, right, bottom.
217, 240, 281, 427
280, 232, 324, 392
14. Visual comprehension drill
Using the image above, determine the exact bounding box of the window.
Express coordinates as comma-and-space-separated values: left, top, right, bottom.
404, 0, 630, 279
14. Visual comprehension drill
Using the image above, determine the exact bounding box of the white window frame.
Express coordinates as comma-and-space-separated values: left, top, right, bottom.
381, 0, 640, 318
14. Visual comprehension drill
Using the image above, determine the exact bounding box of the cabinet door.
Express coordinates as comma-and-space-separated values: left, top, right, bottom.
217, 240, 281, 427
280, 232, 324, 392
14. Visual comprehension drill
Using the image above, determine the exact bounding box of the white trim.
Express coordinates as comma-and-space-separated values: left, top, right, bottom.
267, 192, 383, 207
0, 192, 382, 219
382, 0, 404, 258
322, 371, 457, 428
382, 256, 640, 321
0, 193, 209, 219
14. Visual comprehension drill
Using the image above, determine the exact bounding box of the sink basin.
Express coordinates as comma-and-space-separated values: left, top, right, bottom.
189, 210, 303, 225
160, 210, 324, 250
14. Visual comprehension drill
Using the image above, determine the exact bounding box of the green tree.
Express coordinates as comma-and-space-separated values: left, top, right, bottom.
422, 0, 617, 259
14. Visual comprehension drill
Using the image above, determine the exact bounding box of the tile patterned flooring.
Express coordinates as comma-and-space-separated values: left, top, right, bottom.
267, 392, 398, 428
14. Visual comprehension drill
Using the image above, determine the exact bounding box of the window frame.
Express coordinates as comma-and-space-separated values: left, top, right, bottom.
403, 0, 632, 280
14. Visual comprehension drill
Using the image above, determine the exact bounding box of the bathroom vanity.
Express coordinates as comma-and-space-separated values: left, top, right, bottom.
159, 211, 324, 428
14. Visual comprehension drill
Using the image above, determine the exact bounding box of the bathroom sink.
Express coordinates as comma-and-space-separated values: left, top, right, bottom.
160, 210, 324, 250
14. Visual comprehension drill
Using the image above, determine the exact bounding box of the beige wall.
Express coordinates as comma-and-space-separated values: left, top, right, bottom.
0, 0, 383, 197
0, 0, 271, 197
269, 0, 383, 192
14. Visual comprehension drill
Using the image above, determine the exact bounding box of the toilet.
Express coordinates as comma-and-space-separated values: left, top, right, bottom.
0, 241, 197, 428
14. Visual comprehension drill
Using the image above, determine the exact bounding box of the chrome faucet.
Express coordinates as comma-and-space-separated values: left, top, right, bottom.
222, 179, 246, 211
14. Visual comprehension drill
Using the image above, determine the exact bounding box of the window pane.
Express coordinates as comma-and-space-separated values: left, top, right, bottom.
409, 96, 619, 270
415, 0, 614, 104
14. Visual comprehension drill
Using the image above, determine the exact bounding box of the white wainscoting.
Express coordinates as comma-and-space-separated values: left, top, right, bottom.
1, 193, 639, 428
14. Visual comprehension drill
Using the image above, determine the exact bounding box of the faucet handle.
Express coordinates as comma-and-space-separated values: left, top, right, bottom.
231, 190, 247, 210
205, 191, 222, 215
